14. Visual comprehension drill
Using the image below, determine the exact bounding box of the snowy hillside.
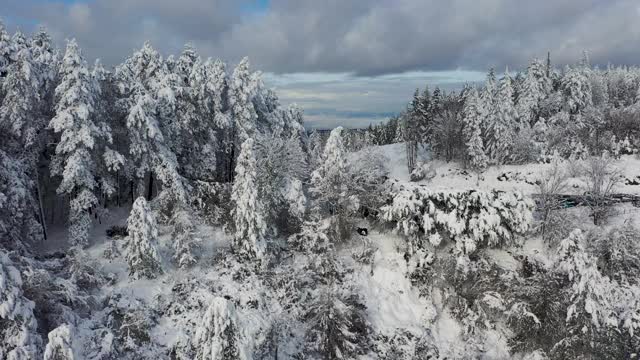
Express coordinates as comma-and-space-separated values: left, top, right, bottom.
371, 143, 640, 196
2, 22, 640, 360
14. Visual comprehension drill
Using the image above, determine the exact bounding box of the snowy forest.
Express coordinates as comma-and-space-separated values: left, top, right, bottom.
2, 21, 640, 360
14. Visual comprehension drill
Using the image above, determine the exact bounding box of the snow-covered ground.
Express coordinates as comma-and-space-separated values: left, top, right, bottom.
372, 143, 640, 195
30, 143, 640, 359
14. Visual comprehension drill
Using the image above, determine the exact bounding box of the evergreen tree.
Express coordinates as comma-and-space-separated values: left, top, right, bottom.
0, 251, 41, 359
487, 71, 518, 164
0, 35, 41, 149
308, 130, 324, 169
310, 127, 348, 217
462, 89, 488, 178
0, 30, 49, 246
194, 297, 247, 360
49, 39, 105, 247
117, 42, 186, 202
517, 61, 546, 128
562, 65, 592, 114
126, 197, 163, 279
231, 138, 267, 260
0, 21, 12, 76
229, 57, 257, 156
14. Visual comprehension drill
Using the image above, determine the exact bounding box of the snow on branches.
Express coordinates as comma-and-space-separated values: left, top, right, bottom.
231, 138, 267, 260
194, 297, 248, 360
0, 251, 41, 359
126, 197, 163, 279
380, 185, 533, 257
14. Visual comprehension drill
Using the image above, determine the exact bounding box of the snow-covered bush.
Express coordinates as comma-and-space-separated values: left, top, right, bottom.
193, 297, 247, 360
588, 225, 640, 285
125, 197, 163, 279
70, 247, 106, 289
171, 205, 200, 269
582, 155, 621, 225
191, 181, 232, 226
303, 286, 370, 360
104, 292, 160, 357
44, 324, 76, 360
551, 229, 640, 358
288, 220, 332, 254
380, 186, 533, 257
535, 158, 569, 244
0, 251, 41, 359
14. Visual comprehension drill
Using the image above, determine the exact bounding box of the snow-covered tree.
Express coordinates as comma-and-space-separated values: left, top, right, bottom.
462, 88, 488, 177
117, 42, 186, 203
171, 205, 200, 269
0, 149, 43, 250
487, 71, 518, 164
0, 21, 12, 76
126, 197, 163, 279
231, 138, 267, 260
0, 251, 41, 359
229, 57, 257, 151
284, 178, 307, 226
255, 132, 308, 234
194, 297, 247, 360
380, 187, 533, 257
308, 130, 324, 169
304, 286, 369, 360
517, 62, 546, 127
49, 39, 105, 247
0, 36, 41, 149
562, 65, 592, 114
44, 324, 76, 360
311, 127, 348, 215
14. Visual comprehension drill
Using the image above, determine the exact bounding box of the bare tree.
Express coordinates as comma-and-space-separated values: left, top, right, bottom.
537, 159, 569, 243
583, 155, 622, 225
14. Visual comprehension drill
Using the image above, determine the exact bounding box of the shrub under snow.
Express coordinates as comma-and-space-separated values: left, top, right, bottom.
380, 186, 533, 257
125, 197, 163, 279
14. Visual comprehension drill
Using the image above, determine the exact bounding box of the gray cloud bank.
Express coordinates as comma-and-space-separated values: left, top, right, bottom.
3, 0, 639, 128
4, 0, 640, 74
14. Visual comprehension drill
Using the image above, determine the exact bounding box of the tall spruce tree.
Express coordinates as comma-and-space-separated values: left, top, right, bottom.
49, 39, 106, 247
462, 88, 488, 178
487, 70, 518, 164
231, 137, 267, 260
126, 197, 163, 279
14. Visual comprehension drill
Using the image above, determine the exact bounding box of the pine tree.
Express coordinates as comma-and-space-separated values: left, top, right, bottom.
487, 71, 518, 164
517, 60, 547, 128
204, 59, 233, 182
230, 57, 257, 150
49, 39, 105, 247
0, 35, 41, 149
562, 65, 592, 114
171, 204, 200, 269
462, 89, 488, 178
194, 297, 247, 360
0, 21, 12, 76
126, 197, 163, 279
117, 42, 186, 202
304, 286, 368, 360
308, 130, 324, 169
0, 251, 41, 359
231, 138, 267, 260
44, 324, 76, 360
311, 127, 348, 216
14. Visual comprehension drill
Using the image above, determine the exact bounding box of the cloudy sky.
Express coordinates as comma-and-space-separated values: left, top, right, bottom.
3, 0, 640, 128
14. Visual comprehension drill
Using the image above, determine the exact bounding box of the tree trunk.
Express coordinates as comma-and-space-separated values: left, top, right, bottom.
130, 180, 135, 204
35, 172, 48, 241
146, 175, 154, 201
